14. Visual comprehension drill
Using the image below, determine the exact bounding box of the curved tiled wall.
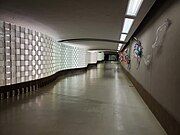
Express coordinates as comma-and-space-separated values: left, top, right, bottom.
0, 20, 88, 87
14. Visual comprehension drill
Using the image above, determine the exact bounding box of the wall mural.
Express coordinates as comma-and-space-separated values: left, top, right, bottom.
0, 20, 88, 87
119, 19, 171, 70
133, 40, 143, 69
119, 48, 131, 70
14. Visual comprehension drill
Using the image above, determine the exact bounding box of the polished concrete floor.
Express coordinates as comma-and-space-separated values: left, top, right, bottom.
0, 62, 166, 135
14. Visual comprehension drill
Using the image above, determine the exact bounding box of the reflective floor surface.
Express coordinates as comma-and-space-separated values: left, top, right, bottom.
0, 62, 166, 135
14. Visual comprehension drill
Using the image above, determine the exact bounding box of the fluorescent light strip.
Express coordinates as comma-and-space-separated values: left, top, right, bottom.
120, 34, 127, 41
118, 43, 123, 48
126, 0, 143, 16
122, 18, 134, 33
117, 43, 123, 50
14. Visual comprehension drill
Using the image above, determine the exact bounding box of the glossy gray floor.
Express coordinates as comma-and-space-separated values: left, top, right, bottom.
0, 62, 166, 135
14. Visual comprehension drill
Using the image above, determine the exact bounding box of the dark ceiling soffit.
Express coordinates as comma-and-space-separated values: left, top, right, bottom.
121, 0, 169, 52
58, 38, 126, 44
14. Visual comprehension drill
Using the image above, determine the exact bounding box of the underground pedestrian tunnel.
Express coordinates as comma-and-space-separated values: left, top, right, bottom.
0, 0, 180, 135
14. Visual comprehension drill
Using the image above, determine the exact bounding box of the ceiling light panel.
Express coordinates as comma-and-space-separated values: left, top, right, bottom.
118, 43, 123, 48
126, 0, 143, 16
122, 18, 134, 33
120, 34, 127, 41
118, 43, 123, 50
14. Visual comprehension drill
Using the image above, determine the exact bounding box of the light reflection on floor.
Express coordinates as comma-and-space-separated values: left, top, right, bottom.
0, 62, 166, 135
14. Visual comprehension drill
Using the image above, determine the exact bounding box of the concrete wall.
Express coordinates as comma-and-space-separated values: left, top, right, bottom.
121, 0, 180, 122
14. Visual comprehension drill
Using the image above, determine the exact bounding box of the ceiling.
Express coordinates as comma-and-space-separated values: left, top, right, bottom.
0, 0, 156, 50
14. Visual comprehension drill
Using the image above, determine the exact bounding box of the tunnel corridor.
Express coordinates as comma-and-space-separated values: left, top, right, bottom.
0, 0, 180, 134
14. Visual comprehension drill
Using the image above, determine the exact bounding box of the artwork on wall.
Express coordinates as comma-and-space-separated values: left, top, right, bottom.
0, 20, 88, 87
133, 40, 143, 69
119, 52, 124, 62
119, 48, 131, 70
143, 19, 171, 67
120, 19, 171, 70
143, 54, 152, 67
152, 18, 171, 49
125, 48, 131, 70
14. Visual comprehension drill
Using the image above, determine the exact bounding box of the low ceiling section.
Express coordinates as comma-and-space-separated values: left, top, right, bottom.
0, 0, 156, 50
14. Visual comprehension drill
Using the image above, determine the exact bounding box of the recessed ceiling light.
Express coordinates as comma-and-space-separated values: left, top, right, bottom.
126, 0, 143, 16
118, 43, 123, 48
122, 18, 134, 33
120, 34, 127, 41
118, 43, 123, 50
